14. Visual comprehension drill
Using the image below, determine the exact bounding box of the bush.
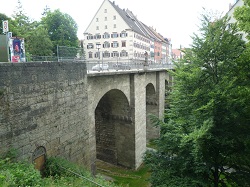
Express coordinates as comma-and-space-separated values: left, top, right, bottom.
0, 158, 43, 187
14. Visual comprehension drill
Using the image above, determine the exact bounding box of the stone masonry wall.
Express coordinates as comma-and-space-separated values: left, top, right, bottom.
0, 62, 91, 169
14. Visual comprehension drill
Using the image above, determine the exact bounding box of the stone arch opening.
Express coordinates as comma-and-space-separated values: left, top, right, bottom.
32, 146, 46, 172
146, 83, 159, 142
95, 89, 134, 168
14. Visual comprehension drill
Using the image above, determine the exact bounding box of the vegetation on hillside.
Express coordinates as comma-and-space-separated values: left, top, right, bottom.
0, 151, 120, 187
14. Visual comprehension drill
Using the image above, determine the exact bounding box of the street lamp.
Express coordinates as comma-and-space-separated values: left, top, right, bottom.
96, 43, 101, 72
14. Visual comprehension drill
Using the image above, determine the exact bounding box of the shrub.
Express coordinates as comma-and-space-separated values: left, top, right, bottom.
0, 158, 43, 187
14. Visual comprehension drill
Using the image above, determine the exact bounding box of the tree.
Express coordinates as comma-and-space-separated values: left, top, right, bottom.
27, 26, 53, 56
234, 0, 250, 40
9, 0, 53, 57
42, 9, 78, 55
144, 12, 250, 187
10, 0, 33, 37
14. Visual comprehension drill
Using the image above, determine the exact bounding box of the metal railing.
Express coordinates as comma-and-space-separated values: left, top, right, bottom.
86, 60, 174, 73
6, 56, 174, 73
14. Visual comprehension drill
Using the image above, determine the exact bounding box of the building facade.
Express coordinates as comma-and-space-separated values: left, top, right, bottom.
83, 0, 171, 64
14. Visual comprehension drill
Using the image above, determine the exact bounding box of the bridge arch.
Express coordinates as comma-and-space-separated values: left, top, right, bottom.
95, 89, 135, 168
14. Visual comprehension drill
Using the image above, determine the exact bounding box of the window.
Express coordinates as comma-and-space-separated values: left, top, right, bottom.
87, 35, 94, 40
96, 18, 98, 22
104, 9, 107, 13
103, 41, 110, 48
114, 24, 116, 28
111, 51, 119, 57
105, 25, 107, 29
105, 17, 107, 21
111, 33, 119, 38
103, 51, 110, 58
120, 32, 127, 37
103, 33, 110, 39
88, 52, 93, 58
96, 26, 99, 30
95, 52, 100, 58
95, 34, 101, 39
120, 50, 128, 57
87, 43, 94, 49
111, 41, 118, 48
113, 15, 116, 20
122, 41, 126, 47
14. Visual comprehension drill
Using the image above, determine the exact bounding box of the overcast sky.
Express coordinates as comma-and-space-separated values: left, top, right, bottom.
0, 0, 235, 48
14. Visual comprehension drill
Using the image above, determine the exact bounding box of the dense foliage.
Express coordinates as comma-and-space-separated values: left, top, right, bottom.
234, 0, 250, 41
41, 9, 79, 55
144, 12, 250, 187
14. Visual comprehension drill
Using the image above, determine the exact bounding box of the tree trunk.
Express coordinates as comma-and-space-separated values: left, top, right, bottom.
214, 166, 219, 187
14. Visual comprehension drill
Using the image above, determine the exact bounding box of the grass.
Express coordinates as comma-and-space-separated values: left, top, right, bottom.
96, 160, 151, 187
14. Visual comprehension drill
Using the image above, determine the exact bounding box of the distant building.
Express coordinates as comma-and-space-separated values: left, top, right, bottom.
83, 0, 171, 64
171, 48, 185, 62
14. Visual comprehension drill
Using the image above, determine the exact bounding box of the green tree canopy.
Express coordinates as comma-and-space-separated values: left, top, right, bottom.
144, 12, 250, 187
42, 9, 78, 55
10, 0, 33, 37
234, 0, 250, 41
27, 26, 53, 56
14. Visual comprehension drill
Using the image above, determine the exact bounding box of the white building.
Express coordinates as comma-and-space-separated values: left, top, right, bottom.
83, 0, 171, 64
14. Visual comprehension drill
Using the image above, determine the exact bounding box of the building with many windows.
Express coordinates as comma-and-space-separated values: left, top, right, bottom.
83, 0, 171, 64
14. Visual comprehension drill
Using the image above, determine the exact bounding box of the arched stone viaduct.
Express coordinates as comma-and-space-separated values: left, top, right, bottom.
0, 62, 172, 172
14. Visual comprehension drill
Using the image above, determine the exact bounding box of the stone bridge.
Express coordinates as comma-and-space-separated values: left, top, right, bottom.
0, 61, 172, 172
